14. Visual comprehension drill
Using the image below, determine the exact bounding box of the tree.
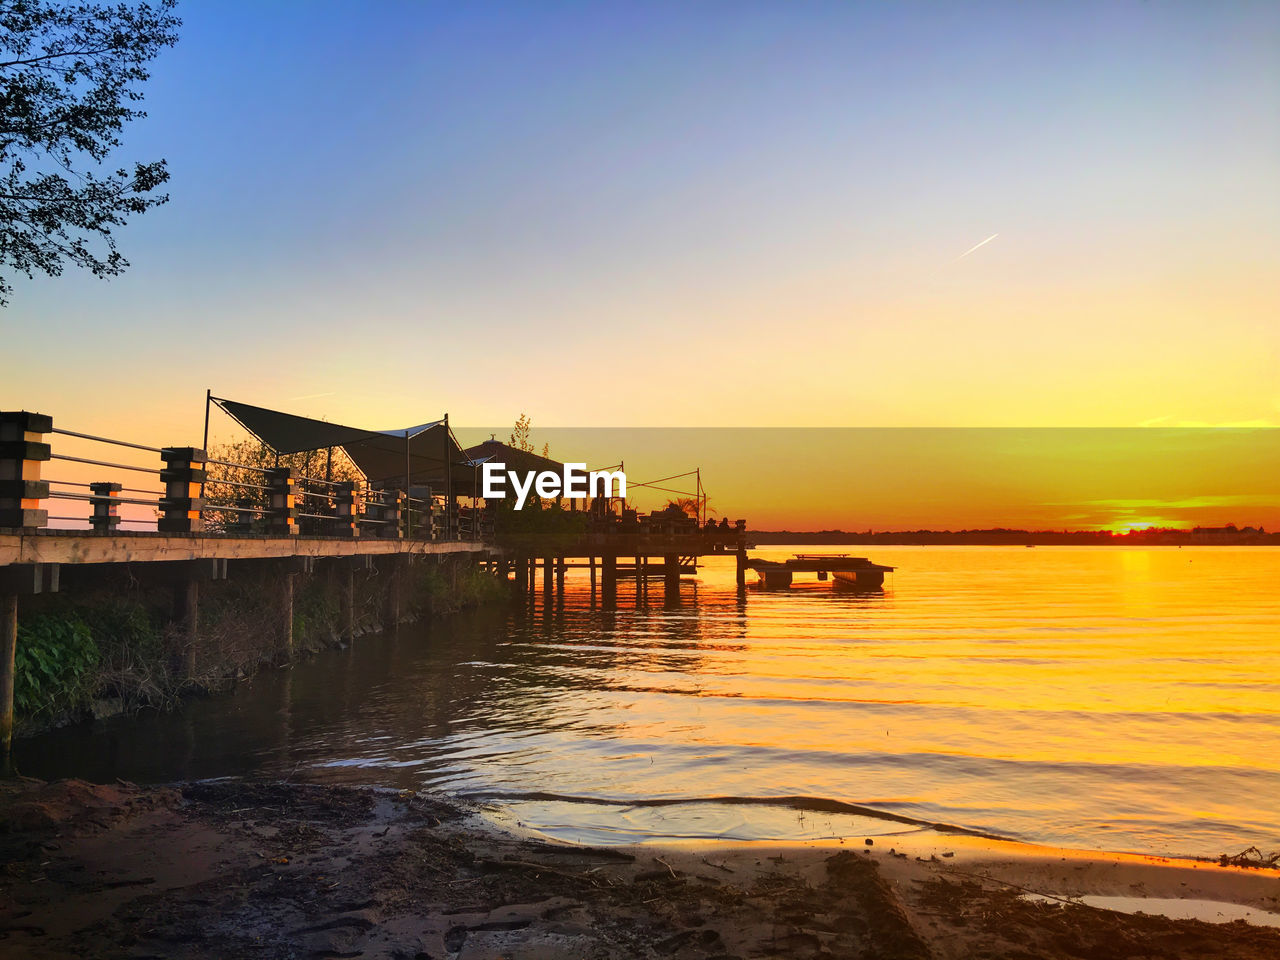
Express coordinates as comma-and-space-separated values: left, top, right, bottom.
510, 413, 532, 452
203, 439, 362, 533
0, 0, 181, 305
665, 497, 700, 519
509, 413, 552, 458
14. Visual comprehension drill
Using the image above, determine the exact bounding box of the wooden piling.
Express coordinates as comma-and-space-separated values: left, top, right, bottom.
383, 558, 401, 631
177, 578, 198, 678
281, 572, 295, 657
543, 555, 552, 594
601, 553, 617, 609
340, 564, 356, 642
556, 555, 565, 592
1, 594, 16, 770
736, 543, 747, 589
664, 553, 680, 605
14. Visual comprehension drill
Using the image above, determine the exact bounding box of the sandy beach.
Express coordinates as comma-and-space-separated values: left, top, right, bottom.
3, 777, 1278, 959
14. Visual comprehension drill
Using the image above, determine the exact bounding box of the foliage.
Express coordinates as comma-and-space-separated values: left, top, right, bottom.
490, 497, 588, 550
665, 497, 700, 518
0, 0, 182, 304
409, 561, 507, 616
85, 597, 172, 706
14, 611, 100, 716
203, 437, 363, 533
90, 599, 162, 658
510, 413, 533, 452
292, 574, 339, 649
509, 413, 551, 458
453, 566, 507, 608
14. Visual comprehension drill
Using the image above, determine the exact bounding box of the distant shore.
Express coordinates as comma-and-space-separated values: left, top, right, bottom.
3, 777, 1279, 959
749, 528, 1278, 546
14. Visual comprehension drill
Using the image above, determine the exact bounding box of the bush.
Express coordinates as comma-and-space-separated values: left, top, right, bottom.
14, 614, 100, 717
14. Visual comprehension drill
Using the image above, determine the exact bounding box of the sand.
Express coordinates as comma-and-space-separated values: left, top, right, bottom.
2, 777, 1279, 959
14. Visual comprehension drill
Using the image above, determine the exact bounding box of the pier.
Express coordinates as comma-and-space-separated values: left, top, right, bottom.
0, 405, 749, 764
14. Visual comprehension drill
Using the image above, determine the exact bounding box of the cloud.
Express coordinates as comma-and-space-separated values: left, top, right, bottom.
1137, 415, 1278, 427
1061, 496, 1280, 510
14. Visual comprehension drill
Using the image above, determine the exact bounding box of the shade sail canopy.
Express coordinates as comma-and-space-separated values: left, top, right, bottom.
214, 397, 382, 455
212, 397, 474, 489
344, 423, 469, 488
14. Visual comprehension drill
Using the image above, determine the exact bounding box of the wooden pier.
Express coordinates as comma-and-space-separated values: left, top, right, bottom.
0, 407, 750, 766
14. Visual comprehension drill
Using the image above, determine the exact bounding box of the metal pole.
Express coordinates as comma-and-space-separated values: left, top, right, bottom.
200, 389, 212, 505
405, 431, 411, 537
202, 389, 211, 451
444, 413, 452, 539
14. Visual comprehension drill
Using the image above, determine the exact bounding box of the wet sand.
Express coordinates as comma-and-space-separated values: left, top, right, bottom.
2, 778, 1279, 959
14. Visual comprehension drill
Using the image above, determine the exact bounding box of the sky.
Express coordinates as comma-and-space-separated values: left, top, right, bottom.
4, 1, 1279, 527
450, 427, 1280, 531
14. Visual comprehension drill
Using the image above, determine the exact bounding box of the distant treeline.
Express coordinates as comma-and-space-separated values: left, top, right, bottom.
749, 525, 1277, 546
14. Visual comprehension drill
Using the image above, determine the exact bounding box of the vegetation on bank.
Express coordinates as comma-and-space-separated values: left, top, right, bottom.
491, 498, 589, 550
13, 561, 507, 734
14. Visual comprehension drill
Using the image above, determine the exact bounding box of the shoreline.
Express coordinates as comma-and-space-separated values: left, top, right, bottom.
3, 778, 1278, 959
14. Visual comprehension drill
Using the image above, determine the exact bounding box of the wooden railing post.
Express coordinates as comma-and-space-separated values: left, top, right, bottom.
333, 481, 359, 537
374, 490, 403, 539
89, 481, 122, 532
0, 411, 52, 530
159, 447, 206, 533
266, 468, 299, 536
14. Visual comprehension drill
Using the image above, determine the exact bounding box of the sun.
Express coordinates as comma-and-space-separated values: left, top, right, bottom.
1107, 518, 1173, 534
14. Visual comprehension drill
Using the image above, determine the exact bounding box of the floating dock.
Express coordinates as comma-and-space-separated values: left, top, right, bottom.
743, 554, 894, 590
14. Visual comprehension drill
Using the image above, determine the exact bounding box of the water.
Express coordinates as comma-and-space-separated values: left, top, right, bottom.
17, 546, 1280, 860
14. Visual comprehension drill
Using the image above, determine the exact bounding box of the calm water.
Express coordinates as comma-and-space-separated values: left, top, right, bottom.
17, 547, 1280, 859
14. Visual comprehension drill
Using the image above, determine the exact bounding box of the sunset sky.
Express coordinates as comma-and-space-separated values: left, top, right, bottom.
5, 2, 1278, 528
449, 427, 1280, 531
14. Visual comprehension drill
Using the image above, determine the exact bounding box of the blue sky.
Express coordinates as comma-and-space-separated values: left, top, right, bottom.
5, 1, 1278, 437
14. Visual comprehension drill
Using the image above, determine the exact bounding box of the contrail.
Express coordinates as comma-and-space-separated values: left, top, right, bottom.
954, 233, 999, 261
286, 391, 336, 402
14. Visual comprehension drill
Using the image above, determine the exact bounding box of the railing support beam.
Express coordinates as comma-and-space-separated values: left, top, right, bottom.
159, 447, 206, 533
267, 468, 299, 536
90, 481, 122, 532
0, 411, 51, 530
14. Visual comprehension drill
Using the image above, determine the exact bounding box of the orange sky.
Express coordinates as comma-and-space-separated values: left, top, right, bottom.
23, 408, 1280, 533
452, 427, 1280, 532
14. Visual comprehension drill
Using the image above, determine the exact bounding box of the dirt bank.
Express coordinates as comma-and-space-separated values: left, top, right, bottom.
2, 778, 1278, 959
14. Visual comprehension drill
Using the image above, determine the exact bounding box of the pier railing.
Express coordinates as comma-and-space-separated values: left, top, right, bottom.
0, 411, 482, 542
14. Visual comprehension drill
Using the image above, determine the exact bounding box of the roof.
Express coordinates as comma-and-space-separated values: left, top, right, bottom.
463, 439, 565, 476
212, 397, 474, 488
